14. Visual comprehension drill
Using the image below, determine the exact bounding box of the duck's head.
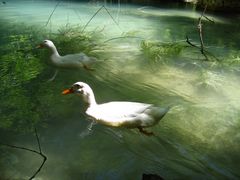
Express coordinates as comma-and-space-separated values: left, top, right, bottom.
37, 40, 55, 49
62, 82, 96, 105
62, 82, 93, 96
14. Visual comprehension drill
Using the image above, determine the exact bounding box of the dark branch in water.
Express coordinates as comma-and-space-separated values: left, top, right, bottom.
186, 36, 199, 48
186, 36, 220, 61
203, 15, 215, 23
198, 5, 208, 60
82, 5, 121, 33
186, 6, 219, 61
0, 128, 47, 180
45, 1, 61, 27
29, 128, 47, 180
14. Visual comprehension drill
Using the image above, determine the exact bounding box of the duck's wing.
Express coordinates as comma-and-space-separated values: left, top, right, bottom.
87, 102, 170, 128
63, 53, 95, 63
60, 53, 84, 63
98, 102, 151, 117
58, 53, 96, 68
87, 102, 152, 126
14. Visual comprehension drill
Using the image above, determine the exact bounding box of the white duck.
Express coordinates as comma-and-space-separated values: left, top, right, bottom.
37, 40, 97, 81
62, 81, 170, 136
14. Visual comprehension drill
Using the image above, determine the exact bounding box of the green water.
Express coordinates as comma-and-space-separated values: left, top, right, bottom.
0, 0, 240, 179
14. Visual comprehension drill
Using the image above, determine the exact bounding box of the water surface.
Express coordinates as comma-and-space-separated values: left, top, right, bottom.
0, 0, 240, 179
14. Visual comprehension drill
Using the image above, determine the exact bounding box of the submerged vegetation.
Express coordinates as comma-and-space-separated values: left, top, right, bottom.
0, 25, 45, 132
53, 25, 102, 57
140, 40, 186, 62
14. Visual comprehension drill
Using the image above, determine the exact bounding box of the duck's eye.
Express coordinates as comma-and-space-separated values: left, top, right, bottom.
73, 84, 83, 90
44, 40, 47, 43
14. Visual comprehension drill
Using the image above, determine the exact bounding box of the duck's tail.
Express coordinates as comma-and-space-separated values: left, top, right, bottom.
83, 57, 98, 69
86, 56, 97, 64
156, 106, 171, 120
149, 105, 171, 125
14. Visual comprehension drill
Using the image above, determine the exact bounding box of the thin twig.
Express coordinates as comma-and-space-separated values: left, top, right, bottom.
203, 15, 215, 23
0, 128, 47, 180
45, 1, 61, 27
186, 36, 199, 48
29, 153, 47, 180
203, 50, 221, 62
82, 5, 121, 33
35, 128, 42, 153
116, 0, 121, 23
0, 143, 40, 154
102, 5, 121, 28
82, 5, 104, 33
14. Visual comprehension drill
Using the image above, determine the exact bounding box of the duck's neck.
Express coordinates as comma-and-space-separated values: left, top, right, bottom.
49, 45, 60, 61
83, 90, 97, 108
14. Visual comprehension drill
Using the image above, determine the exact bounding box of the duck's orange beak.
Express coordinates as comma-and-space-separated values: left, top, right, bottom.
36, 44, 44, 49
62, 88, 73, 95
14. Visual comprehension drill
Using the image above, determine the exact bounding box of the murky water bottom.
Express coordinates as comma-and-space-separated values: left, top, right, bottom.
0, 0, 240, 179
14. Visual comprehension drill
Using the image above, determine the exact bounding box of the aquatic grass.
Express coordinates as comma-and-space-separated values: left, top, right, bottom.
0, 53, 42, 89
222, 50, 240, 66
140, 39, 239, 66
194, 70, 224, 92
140, 40, 186, 63
0, 42, 44, 132
0, 33, 44, 91
52, 25, 103, 58
0, 23, 48, 132
0, 87, 40, 132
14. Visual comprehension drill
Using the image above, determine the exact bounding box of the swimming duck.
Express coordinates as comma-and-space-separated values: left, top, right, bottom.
37, 40, 97, 81
62, 82, 170, 136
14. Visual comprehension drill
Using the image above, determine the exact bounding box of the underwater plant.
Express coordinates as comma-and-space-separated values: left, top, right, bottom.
0, 25, 46, 132
140, 40, 185, 62
52, 25, 102, 58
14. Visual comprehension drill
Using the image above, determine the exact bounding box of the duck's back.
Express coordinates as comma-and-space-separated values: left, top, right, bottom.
86, 101, 153, 127
56, 53, 96, 68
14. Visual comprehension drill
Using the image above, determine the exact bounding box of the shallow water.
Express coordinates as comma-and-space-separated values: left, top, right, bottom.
0, 0, 240, 179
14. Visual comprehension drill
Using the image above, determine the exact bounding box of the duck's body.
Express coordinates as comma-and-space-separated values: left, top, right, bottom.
50, 50, 96, 69
62, 82, 170, 135
38, 40, 96, 80
86, 101, 168, 128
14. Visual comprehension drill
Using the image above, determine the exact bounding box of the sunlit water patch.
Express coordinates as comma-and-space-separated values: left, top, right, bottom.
0, 0, 240, 179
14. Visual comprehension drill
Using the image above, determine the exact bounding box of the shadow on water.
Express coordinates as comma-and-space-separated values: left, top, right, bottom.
0, 0, 240, 179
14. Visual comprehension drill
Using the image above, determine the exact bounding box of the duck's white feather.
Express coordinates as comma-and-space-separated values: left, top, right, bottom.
86, 102, 152, 126
52, 53, 96, 68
